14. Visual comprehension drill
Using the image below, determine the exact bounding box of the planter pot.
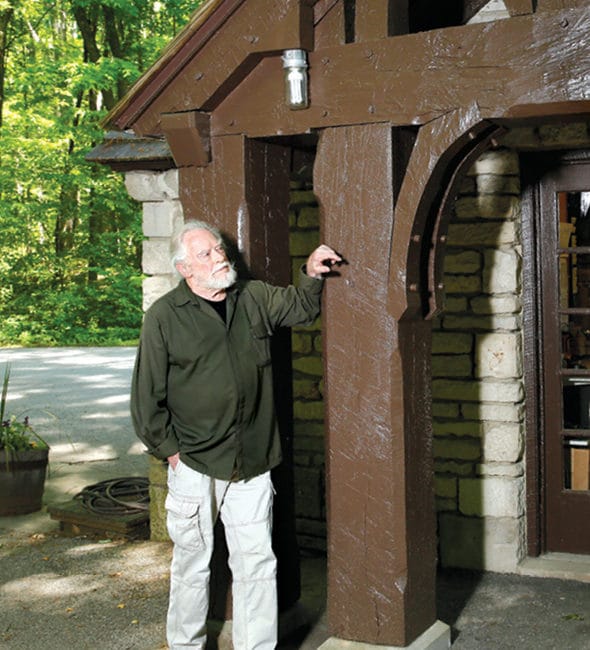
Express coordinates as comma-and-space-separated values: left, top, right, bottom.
0, 447, 49, 516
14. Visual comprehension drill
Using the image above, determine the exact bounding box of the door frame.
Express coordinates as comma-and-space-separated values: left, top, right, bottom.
522, 148, 590, 556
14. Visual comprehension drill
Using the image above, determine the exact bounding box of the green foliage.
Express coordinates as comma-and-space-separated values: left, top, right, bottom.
0, 364, 49, 454
0, 0, 202, 346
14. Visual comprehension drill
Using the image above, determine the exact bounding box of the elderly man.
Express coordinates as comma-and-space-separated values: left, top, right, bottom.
130, 220, 341, 650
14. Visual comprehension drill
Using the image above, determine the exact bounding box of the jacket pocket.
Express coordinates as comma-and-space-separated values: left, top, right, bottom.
165, 491, 204, 551
250, 321, 272, 367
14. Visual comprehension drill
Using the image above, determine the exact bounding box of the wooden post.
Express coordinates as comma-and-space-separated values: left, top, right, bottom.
315, 123, 446, 647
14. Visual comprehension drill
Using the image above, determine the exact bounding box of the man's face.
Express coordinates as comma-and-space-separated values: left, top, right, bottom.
178, 228, 236, 292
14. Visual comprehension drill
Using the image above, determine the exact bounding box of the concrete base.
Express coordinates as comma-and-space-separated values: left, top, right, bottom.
318, 621, 451, 650
517, 552, 590, 583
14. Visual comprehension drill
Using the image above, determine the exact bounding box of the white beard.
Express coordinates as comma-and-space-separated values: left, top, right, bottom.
200, 262, 237, 290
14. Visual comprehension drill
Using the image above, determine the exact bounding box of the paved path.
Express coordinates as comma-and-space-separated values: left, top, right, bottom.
0, 347, 145, 530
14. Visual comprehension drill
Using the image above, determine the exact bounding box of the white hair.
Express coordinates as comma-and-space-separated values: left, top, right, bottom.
170, 220, 223, 274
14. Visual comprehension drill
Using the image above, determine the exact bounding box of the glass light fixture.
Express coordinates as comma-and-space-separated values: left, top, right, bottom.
282, 49, 309, 110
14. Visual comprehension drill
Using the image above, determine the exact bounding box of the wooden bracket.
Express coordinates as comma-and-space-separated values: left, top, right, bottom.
161, 110, 211, 167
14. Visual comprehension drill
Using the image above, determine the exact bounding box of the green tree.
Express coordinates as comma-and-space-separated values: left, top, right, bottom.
0, 0, 202, 345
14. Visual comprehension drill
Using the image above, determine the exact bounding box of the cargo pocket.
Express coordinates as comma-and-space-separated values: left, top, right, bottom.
250, 322, 272, 367
165, 491, 204, 551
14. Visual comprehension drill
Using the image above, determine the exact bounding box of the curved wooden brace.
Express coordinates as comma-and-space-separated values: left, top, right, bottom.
389, 105, 505, 321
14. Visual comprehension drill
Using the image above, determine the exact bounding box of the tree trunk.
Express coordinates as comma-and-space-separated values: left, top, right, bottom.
0, 7, 14, 129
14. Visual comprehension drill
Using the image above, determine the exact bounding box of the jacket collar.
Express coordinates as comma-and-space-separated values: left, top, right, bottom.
172, 279, 243, 311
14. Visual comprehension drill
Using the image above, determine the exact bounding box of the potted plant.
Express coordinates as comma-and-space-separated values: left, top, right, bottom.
0, 364, 50, 516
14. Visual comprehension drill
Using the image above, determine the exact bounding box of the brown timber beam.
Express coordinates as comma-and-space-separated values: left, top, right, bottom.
211, 5, 590, 138
504, 0, 535, 16
315, 122, 440, 647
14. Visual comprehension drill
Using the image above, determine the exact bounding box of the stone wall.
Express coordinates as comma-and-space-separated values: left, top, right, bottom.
434, 122, 590, 572
432, 147, 527, 572
288, 173, 325, 552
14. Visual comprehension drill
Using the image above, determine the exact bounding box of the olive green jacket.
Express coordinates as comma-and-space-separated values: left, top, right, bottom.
130, 271, 323, 480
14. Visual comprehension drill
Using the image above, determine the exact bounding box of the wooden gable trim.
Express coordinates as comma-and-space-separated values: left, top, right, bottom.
211, 5, 590, 138
108, 0, 316, 136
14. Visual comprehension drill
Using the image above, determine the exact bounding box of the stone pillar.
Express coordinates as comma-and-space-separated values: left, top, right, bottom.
433, 148, 526, 572
124, 169, 184, 539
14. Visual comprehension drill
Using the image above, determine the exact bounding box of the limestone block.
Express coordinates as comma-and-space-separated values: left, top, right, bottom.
290, 230, 320, 256
483, 248, 521, 293
125, 169, 179, 202
539, 122, 589, 146
432, 354, 472, 378
432, 379, 523, 403
289, 190, 316, 207
457, 176, 476, 194
293, 400, 324, 421
438, 512, 525, 571
477, 461, 524, 478
434, 460, 474, 476
294, 421, 325, 437
432, 331, 472, 354
470, 295, 521, 315
475, 332, 522, 379
481, 421, 523, 462
442, 274, 482, 294
297, 205, 319, 228
501, 127, 539, 149
142, 275, 176, 311
454, 195, 518, 220
435, 476, 457, 499
292, 356, 324, 376
436, 497, 457, 512
294, 433, 325, 454
433, 420, 480, 438
292, 331, 313, 354
432, 379, 480, 401
443, 250, 481, 274
475, 174, 520, 195
447, 220, 516, 247
432, 402, 460, 418
462, 401, 523, 422
441, 296, 469, 313
143, 200, 184, 237
442, 313, 520, 331
459, 475, 524, 518
479, 379, 524, 403
293, 379, 322, 400
433, 438, 481, 461
468, 149, 519, 176
142, 239, 172, 275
